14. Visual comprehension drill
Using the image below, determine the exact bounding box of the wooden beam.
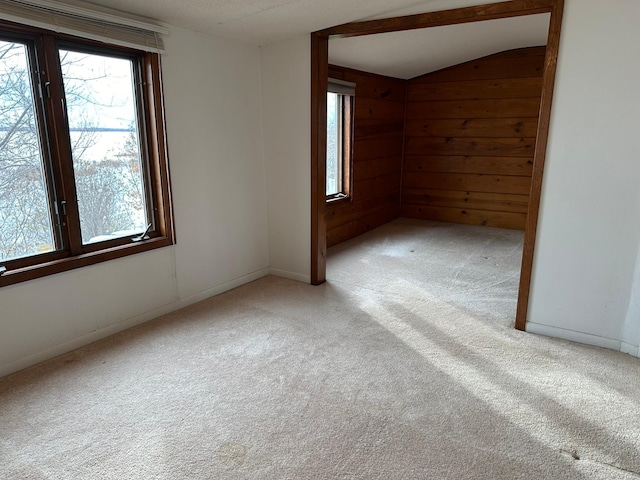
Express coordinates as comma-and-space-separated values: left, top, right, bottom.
515, 0, 564, 330
311, 33, 328, 285
319, 0, 553, 38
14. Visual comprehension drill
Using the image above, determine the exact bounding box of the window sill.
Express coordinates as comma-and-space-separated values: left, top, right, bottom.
326, 195, 350, 207
0, 236, 173, 288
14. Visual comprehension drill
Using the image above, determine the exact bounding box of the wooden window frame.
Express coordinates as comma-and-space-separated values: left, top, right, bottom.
310, 0, 564, 332
326, 92, 353, 204
0, 20, 174, 287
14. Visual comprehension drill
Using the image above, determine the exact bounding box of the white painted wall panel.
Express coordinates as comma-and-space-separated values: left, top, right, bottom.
528, 0, 640, 344
0, 248, 177, 372
260, 35, 311, 282
162, 27, 269, 300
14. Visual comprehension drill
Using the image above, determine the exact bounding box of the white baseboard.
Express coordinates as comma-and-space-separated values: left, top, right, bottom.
526, 322, 623, 352
176, 268, 269, 308
268, 267, 310, 284
620, 342, 640, 357
0, 268, 269, 379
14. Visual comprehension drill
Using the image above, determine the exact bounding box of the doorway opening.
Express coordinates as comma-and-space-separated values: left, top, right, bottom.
311, 0, 564, 331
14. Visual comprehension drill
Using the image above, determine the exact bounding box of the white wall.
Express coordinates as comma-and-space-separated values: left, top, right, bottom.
260, 35, 311, 282
0, 25, 269, 377
164, 27, 269, 299
526, 0, 640, 356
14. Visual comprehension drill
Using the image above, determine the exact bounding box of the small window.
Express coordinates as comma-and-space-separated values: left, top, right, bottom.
0, 22, 173, 287
326, 79, 354, 201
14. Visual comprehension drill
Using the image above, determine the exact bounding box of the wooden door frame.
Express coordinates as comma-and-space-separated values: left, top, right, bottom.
310, 0, 564, 331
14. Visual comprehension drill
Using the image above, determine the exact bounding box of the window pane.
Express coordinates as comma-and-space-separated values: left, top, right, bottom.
59, 49, 148, 245
0, 40, 56, 262
326, 92, 342, 196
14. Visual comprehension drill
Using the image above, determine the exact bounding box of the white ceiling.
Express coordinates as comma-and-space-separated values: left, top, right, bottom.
82, 0, 545, 46
329, 13, 550, 80
83, 0, 462, 46
81, 0, 549, 79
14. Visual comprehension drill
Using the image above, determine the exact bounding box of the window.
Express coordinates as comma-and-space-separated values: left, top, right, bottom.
326, 79, 354, 201
0, 21, 173, 287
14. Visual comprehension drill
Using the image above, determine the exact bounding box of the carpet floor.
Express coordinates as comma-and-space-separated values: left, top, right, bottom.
1, 219, 639, 479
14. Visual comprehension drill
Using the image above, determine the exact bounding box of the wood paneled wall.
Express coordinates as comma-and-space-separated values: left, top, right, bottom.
401, 47, 545, 230
326, 47, 545, 247
326, 65, 406, 247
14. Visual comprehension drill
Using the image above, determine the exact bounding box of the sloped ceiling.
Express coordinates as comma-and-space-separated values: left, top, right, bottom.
82, 0, 549, 79
329, 13, 550, 80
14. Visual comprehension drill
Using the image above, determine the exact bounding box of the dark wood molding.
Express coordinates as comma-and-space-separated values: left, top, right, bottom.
311, 0, 564, 332
311, 33, 328, 284
515, 0, 564, 330
318, 0, 553, 38
145, 52, 176, 244
0, 237, 173, 287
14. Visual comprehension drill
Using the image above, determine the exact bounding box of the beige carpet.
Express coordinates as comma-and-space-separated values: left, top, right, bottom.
1, 219, 639, 479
